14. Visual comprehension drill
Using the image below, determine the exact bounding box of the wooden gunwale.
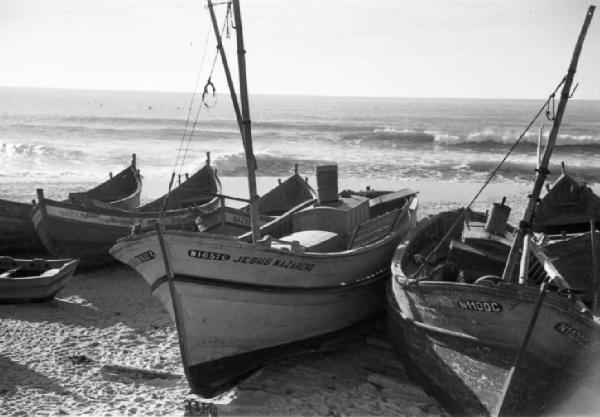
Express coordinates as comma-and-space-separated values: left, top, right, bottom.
118, 202, 416, 261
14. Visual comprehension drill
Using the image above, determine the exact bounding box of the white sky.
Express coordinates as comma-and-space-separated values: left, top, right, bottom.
0, 0, 599, 99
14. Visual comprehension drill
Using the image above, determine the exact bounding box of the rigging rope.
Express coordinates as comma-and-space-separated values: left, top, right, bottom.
177, 3, 231, 172
162, 3, 231, 217
172, 20, 213, 179
415, 76, 568, 273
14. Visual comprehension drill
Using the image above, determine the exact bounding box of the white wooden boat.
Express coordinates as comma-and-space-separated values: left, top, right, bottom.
112, 185, 418, 397
0, 257, 79, 303
111, 0, 420, 397
32, 159, 220, 266
386, 7, 598, 416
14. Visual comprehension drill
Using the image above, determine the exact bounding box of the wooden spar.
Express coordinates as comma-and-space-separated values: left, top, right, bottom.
518, 236, 530, 285
232, 0, 261, 243
591, 220, 599, 314
501, 5, 595, 282
207, 0, 243, 136
154, 223, 193, 385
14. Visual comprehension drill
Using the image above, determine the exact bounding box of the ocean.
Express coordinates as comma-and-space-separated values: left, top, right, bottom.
1, 86, 599, 205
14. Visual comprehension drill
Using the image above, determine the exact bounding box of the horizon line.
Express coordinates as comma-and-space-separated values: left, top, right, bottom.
1, 84, 599, 102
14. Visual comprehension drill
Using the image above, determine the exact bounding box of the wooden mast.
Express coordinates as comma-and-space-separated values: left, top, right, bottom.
501, 4, 595, 282
207, 0, 243, 136
231, 0, 261, 243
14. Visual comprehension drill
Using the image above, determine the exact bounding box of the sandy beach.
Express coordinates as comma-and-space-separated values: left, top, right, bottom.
0, 176, 568, 416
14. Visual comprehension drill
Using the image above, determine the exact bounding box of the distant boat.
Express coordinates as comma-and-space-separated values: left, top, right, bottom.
533, 165, 600, 235
0, 257, 78, 303
196, 166, 317, 236
533, 166, 600, 307
32, 157, 220, 267
385, 7, 598, 416
111, 0, 420, 398
0, 154, 141, 254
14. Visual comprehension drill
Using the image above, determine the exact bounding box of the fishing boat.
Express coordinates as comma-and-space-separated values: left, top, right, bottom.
66, 154, 143, 210
31, 156, 220, 266
0, 257, 79, 303
110, 0, 419, 398
533, 165, 600, 235
386, 6, 599, 416
0, 155, 142, 254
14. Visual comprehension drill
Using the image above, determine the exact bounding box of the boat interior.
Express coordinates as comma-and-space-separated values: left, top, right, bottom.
401, 207, 595, 311
235, 166, 417, 254
139, 163, 220, 212
0, 257, 66, 279
198, 172, 316, 236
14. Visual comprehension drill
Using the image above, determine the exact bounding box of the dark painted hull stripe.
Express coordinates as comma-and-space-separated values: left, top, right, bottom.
150, 268, 389, 294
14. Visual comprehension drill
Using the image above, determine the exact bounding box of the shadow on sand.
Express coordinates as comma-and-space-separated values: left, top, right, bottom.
0, 265, 171, 333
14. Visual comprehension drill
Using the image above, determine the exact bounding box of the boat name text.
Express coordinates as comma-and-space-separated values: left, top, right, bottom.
134, 250, 156, 264
188, 249, 231, 261
554, 322, 589, 346
457, 300, 503, 312
232, 255, 315, 271
186, 249, 315, 271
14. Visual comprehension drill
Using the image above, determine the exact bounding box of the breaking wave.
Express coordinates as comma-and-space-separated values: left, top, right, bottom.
0, 142, 85, 160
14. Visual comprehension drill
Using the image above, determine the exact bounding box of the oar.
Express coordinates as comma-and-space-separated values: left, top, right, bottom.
494, 278, 549, 417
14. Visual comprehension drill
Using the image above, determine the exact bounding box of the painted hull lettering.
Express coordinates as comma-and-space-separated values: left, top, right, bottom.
457, 300, 503, 312
555, 322, 589, 346
188, 249, 230, 261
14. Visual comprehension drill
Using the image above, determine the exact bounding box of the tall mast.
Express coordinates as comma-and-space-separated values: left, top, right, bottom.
501, 5, 595, 282
232, 0, 261, 243
207, 0, 243, 136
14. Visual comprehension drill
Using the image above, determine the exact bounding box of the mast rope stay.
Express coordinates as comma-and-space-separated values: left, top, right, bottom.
413, 76, 568, 274
176, 3, 231, 173
172, 16, 212, 179
161, 4, 232, 217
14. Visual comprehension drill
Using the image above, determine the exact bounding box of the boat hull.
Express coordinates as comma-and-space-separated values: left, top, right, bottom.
31, 201, 211, 266
387, 277, 599, 416
0, 199, 45, 253
157, 270, 384, 396
32, 164, 221, 266
111, 196, 417, 396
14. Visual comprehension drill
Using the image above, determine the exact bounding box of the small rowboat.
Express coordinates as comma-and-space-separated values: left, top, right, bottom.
0, 257, 79, 303
32, 159, 220, 266
0, 154, 142, 254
